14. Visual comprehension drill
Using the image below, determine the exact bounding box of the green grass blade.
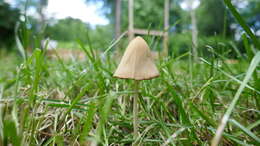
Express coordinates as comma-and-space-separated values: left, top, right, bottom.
242, 33, 254, 60
103, 31, 127, 55
229, 42, 242, 59
162, 127, 186, 146
29, 49, 43, 104
224, 0, 259, 49
229, 119, 260, 143
95, 92, 115, 144
190, 103, 216, 127
80, 102, 97, 144
200, 58, 260, 94
211, 51, 260, 146
77, 39, 95, 63
208, 127, 252, 146
234, 120, 260, 137
15, 22, 26, 60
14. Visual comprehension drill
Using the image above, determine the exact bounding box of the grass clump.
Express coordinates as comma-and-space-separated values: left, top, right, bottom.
0, 43, 259, 145
0, 0, 259, 145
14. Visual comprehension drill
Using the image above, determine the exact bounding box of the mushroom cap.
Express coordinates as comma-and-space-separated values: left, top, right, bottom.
114, 36, 159, 80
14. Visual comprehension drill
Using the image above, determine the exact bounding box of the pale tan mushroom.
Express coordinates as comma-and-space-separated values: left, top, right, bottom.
114, 36, 159, 80
113, 36, 159, 141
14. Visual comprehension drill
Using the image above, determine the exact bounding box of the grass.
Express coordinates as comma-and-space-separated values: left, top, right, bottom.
0, 46, 259, 145
211, 52, 260, 146
0, 0, 260, 145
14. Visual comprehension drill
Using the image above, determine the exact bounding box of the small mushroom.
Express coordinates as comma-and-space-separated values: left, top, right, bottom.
114, 36, 159, 141
114, 36, 159, 80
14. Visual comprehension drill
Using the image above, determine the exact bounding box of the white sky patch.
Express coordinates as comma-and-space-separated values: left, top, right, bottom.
180, 0, 200, 11
4, 0, 109, 25
46, 0, 109, 25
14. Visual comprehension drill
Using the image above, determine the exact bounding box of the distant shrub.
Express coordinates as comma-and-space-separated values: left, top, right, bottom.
169, 33, 240, 58
198, 36, 233, 57
169, 32, 192, 57
45, 18, 113, 50
0, 2, 20, 49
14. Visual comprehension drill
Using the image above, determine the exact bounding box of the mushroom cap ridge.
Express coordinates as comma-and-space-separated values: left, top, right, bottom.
113, 36, 159, 80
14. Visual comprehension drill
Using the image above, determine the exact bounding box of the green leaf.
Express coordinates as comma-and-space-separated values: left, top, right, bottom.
229, 119, 260, 143
224, 0, 259, 49
190, 103, 216, 127
212, 51, 260, 145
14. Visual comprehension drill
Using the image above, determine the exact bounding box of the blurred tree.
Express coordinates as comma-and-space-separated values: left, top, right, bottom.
46, 17, 90, 42
87, 0, 186, 39
0, 1, 20, 49
11, 0, 48, 32
45, 17, 112, 50
196, 0, 232, 36
36, 0, 48, 32
242, 0, 260, 32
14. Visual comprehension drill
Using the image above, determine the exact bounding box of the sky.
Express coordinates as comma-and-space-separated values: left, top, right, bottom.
180, 0, 200, 11
46, 0, 109, 25
5, 0, 109, 25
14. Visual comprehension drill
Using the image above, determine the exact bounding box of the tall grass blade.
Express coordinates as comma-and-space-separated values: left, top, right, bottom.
234, 120, 260, 137
15, 22, 26, 60
162, 127, 186, 146
211, 51, 260, 146
95, 92, 115, 144
104, 31, 127, 55
208, 127, 252, 146
190, 103, 216, 127
80, 102, 97, 144
200, 58, 260, 94
224, 0, 259, 49
242, 33, 254, 60
229, 119, 260, 143
0, 85, 3, 144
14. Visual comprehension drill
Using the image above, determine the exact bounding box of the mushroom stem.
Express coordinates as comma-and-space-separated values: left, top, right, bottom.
133, 80, 139, 140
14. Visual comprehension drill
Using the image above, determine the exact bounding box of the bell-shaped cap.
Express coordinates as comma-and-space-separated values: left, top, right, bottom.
114, 36, 159, 80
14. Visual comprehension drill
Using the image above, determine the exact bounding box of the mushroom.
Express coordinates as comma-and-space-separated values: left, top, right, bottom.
114, 36, 159, 141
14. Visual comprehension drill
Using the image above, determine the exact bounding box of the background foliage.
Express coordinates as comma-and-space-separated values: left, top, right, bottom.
0, 0, 260, 145
0, 2, 20, 48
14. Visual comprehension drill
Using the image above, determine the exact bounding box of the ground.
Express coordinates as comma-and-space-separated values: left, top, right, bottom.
0, 50, 259, 145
